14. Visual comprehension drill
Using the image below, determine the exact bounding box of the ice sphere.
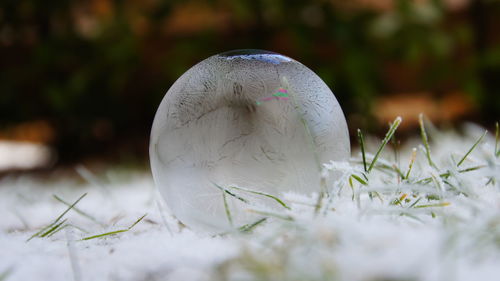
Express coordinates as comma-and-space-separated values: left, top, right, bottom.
150, 50, 350, 233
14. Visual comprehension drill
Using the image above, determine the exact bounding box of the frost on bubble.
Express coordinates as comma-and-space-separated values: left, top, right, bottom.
149, 49, 350, 232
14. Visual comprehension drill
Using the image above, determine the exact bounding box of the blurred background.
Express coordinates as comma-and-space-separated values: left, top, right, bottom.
0, 0, 499, 173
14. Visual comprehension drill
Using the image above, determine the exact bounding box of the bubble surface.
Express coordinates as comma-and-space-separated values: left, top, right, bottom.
150, 50, 350, 232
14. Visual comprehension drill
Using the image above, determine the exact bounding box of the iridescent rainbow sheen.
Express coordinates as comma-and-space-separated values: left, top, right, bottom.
256, 88, 289, 105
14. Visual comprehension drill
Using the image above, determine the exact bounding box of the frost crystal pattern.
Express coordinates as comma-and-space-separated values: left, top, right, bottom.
150, 50, 350, 232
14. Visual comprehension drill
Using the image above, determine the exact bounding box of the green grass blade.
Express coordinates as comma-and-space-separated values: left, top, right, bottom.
408, 197, 422, 208
222, 191, 233, 226
47, 224, 88, 238
419, 114, 437, 169
486, 177, 495, 186
52, 193, 88, 226
81, 214, 147, 241
457, 130, 487, 167
53, 195, 104, 226
238, 218, 267, 233
415, 165, 485, 184
47, 223, 70, 238
40, 219, 68, 238
350, 174, 368, 186
212, 182, 249, 204
414, 202, 450, 208
368, 117, 402, 173
27, 193, 87, 242
458, 165, 486, 173
127, 214, 147, 230
405, 148, 417, 180
228, 186, 290, 210
348, 176, 355, 201
358, 129, 367, 172
81, 229, 128, 240
27, 223, 55, 242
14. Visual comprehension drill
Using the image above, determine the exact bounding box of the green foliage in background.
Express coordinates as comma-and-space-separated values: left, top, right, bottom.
0, 0, 499, 161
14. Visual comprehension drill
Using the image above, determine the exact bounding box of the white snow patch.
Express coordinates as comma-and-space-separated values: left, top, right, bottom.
1, 126, 500, 281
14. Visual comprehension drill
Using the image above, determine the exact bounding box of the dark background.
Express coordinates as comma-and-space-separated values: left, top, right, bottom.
1, 0, 499, 167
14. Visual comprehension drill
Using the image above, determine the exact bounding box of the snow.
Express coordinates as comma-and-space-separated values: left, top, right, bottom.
1, 126, 500, 281
1, 174, 239, 281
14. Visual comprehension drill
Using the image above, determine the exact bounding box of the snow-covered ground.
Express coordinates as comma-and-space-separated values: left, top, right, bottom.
1, 123, 500, 281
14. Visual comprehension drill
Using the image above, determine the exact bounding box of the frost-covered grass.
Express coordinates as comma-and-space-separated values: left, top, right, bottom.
1, 118, 500, 281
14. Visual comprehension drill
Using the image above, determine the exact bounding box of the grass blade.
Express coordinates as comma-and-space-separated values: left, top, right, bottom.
47, 224, 88, 238
81, 214, 147, 241
27, 223, 55, 242
457, 130, 487, 167
212, 182, 249, 204
27, 193, 87, 242
415, 165, 485, 184
53, 195, 104, 227
405, 148, 417, 180
52, 193, 88, 226
350, 174, 368, 186
419, 114, 437, 169
414, 202, 450, 208
228, 186, 290, 210
408, 197, 422, 208
81, 229, 129, 240
222, 191, 233, 226
358, 129, 367, 172
40, 219, 68, 238
368, 117, 402, 173
238, 218, 267, 233
127, 213, 148, 230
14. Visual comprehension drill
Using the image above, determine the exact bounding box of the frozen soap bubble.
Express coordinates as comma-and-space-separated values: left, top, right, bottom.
150, 49, 350, 233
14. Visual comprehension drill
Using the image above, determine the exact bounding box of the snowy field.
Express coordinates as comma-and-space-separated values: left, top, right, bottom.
1, 121, 500, 281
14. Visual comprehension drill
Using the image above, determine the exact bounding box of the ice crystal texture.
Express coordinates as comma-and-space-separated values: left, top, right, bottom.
150, 50, 350, 232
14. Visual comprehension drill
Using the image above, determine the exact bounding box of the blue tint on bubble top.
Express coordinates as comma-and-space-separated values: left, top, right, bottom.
219, 49, 292, 65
